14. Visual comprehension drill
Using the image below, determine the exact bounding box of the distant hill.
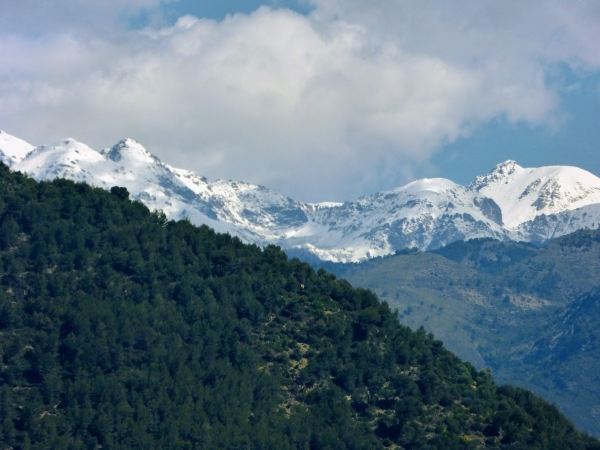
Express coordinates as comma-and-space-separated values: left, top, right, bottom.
338, 231, 600, 436
0, 163, 597, 448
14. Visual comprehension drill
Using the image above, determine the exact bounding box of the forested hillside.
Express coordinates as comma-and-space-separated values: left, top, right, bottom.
0, 163, 598, 449
339, 234, 600, 436
434, 234, 600, 303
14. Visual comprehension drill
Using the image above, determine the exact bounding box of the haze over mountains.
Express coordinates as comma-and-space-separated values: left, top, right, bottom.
2, 130, 600, 262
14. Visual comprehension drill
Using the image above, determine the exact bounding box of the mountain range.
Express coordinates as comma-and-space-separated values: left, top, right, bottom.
2, 130, 600, 262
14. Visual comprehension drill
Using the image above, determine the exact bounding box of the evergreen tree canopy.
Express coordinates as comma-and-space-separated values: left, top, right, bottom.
0, 163, 597, 449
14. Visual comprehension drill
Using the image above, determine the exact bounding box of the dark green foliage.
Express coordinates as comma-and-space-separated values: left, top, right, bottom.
0, 163, 597, 449
339, 232, 600, 436
110, 186, 130, 201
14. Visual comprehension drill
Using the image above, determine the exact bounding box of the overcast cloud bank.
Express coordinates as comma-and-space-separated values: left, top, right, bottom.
1, 0, 600, 201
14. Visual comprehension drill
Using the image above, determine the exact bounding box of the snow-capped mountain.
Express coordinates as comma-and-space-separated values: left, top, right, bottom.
0, 131, 35, 167
471, 160, 600, 228
470, 160, 600, 244
1, 130, 600, 262
282, 178, 506, 262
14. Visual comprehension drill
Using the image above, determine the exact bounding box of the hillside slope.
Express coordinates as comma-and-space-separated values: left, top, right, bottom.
0, 163, 597, 448
339, 232, 600, 436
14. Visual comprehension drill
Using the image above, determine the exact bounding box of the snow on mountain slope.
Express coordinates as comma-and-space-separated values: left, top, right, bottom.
470, 160, 600, 229
18, 138, 104, 182
0, 130, 35, 167
510, 203, 600, 244
207, 180, 309, 234
2, 131, 600, 262
281, 178, 507, 261
12, 137, 239, 236
4, 135, 313, 244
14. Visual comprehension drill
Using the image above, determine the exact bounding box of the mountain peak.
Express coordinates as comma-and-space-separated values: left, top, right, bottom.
469, 160, 524, 192
0, 131, 36, 166
102, 139, 157, 164
471, 161, 600, 229
492, 160, 521, 174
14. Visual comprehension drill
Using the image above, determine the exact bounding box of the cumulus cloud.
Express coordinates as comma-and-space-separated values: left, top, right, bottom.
1, 1, 599, 201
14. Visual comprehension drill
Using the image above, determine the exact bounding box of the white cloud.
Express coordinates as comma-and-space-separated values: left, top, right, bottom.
1, 1, 599, 201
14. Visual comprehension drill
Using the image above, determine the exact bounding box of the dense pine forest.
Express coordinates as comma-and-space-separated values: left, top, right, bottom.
0, 163, 598, 449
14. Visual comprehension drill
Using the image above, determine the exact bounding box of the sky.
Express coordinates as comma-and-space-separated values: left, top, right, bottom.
1, 0, 600, 202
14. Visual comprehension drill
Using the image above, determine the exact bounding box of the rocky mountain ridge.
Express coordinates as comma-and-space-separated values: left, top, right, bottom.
1, 130, 600, 262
